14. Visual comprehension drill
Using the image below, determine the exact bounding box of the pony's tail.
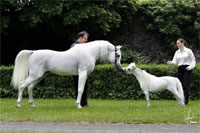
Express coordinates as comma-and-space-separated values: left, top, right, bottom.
10, 50, 34, 90
176, 78, 185, 101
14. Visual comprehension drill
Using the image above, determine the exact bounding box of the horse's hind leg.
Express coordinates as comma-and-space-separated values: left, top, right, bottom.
17, 76, 35, 108
17, 84, 25, 108
28, 81, 38, 108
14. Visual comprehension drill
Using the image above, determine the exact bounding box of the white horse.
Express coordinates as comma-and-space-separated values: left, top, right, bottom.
124, 63, 185, 107
11, 40, 123, 109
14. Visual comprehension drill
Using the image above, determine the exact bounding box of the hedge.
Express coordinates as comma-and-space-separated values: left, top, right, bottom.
0, 63, 200, 100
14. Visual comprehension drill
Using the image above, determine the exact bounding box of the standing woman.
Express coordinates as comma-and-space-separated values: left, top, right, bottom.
167, 38, 196, 105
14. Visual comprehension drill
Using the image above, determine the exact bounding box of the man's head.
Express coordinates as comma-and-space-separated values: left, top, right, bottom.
77, 31, 89, 43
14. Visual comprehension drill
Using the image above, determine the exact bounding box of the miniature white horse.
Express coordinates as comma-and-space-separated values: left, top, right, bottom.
11, 40, 123, 109
124, 63, 185, 107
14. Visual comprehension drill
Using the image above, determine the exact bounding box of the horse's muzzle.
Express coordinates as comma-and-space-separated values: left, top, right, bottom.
115, 63, 125, 72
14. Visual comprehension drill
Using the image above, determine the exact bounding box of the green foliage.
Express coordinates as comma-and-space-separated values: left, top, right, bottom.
0, 64, 200, 100
1, 0, 137, 41
97, 48, 151, 64
121, 48, 151, 64
1, 0, 199, 66
138, 0, 200, 50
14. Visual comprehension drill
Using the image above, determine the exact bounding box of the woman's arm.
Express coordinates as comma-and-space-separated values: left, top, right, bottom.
167, 52, 177, 65
186, 49, 196, 70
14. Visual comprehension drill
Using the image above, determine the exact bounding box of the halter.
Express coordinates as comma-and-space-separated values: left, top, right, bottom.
123, 65, 136, 72
115, 46, 125, 72
132, 66, 137, 71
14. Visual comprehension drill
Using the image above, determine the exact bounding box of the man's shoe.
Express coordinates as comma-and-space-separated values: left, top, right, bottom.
185, 100, 188, 105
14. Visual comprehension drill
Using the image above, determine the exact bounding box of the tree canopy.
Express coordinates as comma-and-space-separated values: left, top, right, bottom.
1, 0, 137, 41
1, 0, 199, 65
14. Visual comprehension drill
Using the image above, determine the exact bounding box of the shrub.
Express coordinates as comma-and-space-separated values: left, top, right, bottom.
0, 63, 199, 100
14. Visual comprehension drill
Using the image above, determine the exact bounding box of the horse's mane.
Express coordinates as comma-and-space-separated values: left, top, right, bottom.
98, 41, 111, 63
75, 40, 113, 63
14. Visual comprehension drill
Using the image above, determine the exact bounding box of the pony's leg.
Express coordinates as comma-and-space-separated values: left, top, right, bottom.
168, 86, 184, 106
28, 81, 38, 108
175, 91, 185, 106
174, 95, 179, 106
144, 90, 151, 107
76, 71, 87, 109
173, 91, 182, 106
17, 76, 35, 108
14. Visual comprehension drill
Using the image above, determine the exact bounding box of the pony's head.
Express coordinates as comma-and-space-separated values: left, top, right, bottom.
124, 62, 137, 74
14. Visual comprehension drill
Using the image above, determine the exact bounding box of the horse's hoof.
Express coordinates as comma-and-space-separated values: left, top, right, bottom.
16, 105, 21, 108
30, 102, 36, 108
181, 104, 185, 107
76, 104, 82, 109
76, 102, 82, 109
31, 104, 36, 108
78, 105, 82, 109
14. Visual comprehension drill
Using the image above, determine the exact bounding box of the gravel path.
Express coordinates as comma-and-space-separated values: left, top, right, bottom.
0, 122, 200, 133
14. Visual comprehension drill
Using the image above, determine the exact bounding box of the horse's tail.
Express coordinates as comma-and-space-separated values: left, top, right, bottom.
10, 50, 34, 90
176, 78, 185, 101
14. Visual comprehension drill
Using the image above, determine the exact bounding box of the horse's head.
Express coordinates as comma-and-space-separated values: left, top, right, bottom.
108, 45, 124, 72
124, 62, 137, 74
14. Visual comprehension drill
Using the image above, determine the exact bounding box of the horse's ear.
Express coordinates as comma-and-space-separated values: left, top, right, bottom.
132, 62, 136, 66
117, 45, 122, 49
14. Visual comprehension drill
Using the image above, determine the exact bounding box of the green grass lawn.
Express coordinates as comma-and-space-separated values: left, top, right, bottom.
0, 131, 70, 133
1, 130, 83, 133
0, 98, 199, 124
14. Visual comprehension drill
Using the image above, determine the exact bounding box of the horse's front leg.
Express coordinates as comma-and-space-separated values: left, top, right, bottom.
144, 90, 151, 107
76, 71, 87, 109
